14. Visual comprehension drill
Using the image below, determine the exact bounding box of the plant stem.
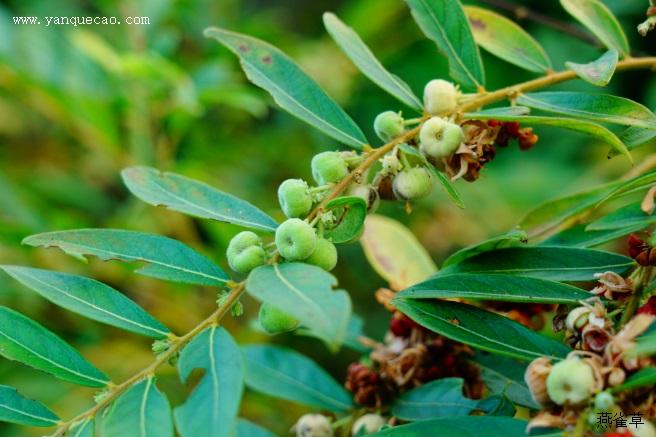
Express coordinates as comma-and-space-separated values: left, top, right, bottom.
620, 266, 653, 327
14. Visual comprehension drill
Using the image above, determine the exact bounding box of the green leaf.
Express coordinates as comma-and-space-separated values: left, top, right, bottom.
464, 6, 551, 73
464, 106, 530, 117
1, 266, 170, 338
517, 92, 656, 129
394, 299, 570, 361
0, 385, 59, 427
397, 273, 593, 304
560, 0, 629, 56
391, 378, 478, 421
323, 13, 422, 111
236, 418, 276, 437
246, 263, 351, 350
23, 229, 228, 286
102, 377, 173, 437
474, 353, 538, 409
204, 27, 367, 149
174, 327, 243, 437
595, 170, 656, 206
611, 367, 656, 393
323, 196, 367, 244
122, 167, 278, 232
620, 126, 656, 152
635, 332, 656, 357
0, 306, 109, 387
587, 202, 656, 231
540, 223, 644, 248
370, 416, 528, 436
66, 419, 93, 437
442, 229, 527, 268
405, 0, 484, 90
476, 395, 516, 417
437, 246, 634, 281
360, 215, 438, 290
566, 49, 618, 87
242, 345, 353, 412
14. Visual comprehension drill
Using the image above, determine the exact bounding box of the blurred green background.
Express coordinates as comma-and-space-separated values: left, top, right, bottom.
0, 0, 654, 435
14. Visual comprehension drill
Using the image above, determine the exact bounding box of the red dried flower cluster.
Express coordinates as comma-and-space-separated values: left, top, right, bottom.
628, 234, 656, 266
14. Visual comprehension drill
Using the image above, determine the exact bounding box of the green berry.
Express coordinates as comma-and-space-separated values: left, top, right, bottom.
278, 179, 312, 218
275, 218, 317, 261
419, 117, 464, 159
226, 231, 267, 273
423, 79, 459, 115
546, 357, 595, 405
374, 111, 405, 142
258, 302, 300, 334
305, 238, 338, 271
311, 152, 349, 185
392, 167, 433, 200
594, 391, 614, 410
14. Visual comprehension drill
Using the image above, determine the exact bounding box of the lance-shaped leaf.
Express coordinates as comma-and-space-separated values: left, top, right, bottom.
394, 299, 570, 360
242, 345, 353, 412
102, 377, 173, 437
620, 126, 656, 152
442, 229, 527, 268
397, 273, 593, 304
596, 170, 656, 206
566, 49, 618, 87
391, 378, 478, 421
1, 266, 170, 338
323, 196, 367, 243
474, 353, 538, 409
0, 306, 109, 387
360, 215, 437, 291
612, 368, 656, 393
464, 6, 551, 73
370, 416, 529, 436
560, 0, 629, 56
23, 229, 228, 286
174, 327, 243, 437
204, 27, 367, 149
405, 0, 484, 90
236, 419, 276, 437
247, 263, 350, 350
437, 246, 634, 281
587, 202, 656, 231
66, 418, 93, 437
0, 385, 59, 427
122, 167, 278, 232
323, 13, 422, 111
540, 223, 644, 248
517, 92, 656, 129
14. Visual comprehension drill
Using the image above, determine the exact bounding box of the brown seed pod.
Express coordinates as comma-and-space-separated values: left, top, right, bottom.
524, 357, 553, 406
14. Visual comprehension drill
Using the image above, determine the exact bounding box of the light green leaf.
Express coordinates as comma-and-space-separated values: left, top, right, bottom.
587, 202, 656, 231
1, 266, 170, 338
246, 263, 351, 350
122, 167, 278, 232
394, 299, 570, 361
360, 215, 437, 290
595, 170, 656, 206
236, 418, 276, 437
443, 229, 527, 268
174, 327, 243, 437
23, 229, 228, 286
0, 385, 59, 427
566, 49, 618, 87
620, 126, 656, 151
102, 377, 173, 437
464, 106, 530, 117
66, 419, 94, 437
540, 223, 645, 248
323, 196, 367, 243
0, 306, 109, 387
204, 27, 367, 149
465, 6, 551, 73
635, 332, 656, 357
391, 378, 478, 421
371, 416, 529, 436
560, 0, 629, 56
405, 0, 484, 90
323, 13, 422, 111
517, 92, 656, 129
242, 345, 353, 412
611, 367, 656, 393
474, 353, 537, 409
397, 273, 593, 304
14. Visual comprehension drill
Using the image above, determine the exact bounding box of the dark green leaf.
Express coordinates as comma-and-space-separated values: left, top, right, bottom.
540, 223, 644, 248
0, 306, 109, 387
23, 229, 228, 286
465, 6, 551, 73
476, 395, 516, 417
0, 385, 59, 427
391, 378, 478, 421
236, 419, 276, 437
611, 368, 656, 393
174, 327, 243, 437
394, 299, 570, 360
242, 345, 352, 412
405, 0, 484, 90
442, 229, 527, 268
122, 167, 278, 232
566, 49, 618, 87
587, 202, 656, 231
371, 416, 528, 437
204, 28, 367, 149
560, 0, 629, 56
1, 266, 170, 338
246, 263, 351, 350
474, 353, 538, 409
324, 196, 367, 244
323, 13, 422, 111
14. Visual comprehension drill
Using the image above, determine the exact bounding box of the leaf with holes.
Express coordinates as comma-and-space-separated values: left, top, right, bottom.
560, 0, 629, 56
566, 49, 618, 87
0, 385, 59, 427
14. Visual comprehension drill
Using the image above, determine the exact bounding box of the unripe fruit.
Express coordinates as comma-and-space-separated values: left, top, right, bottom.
351, 414, 386, 435
419, 117, 464, 159
258, 302, 300, 334
275, 218, 317, 261
392, 167, 433, 200
226, 231, 267, 274
305, 238, 338, 271
293, 414, 333, 437
278, 179, 313, 218
546, 357, 595, 405
423, 79, 459, 115
374, 111, 404, 142
594, 391, 614, 410
311, 152, 349, 185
